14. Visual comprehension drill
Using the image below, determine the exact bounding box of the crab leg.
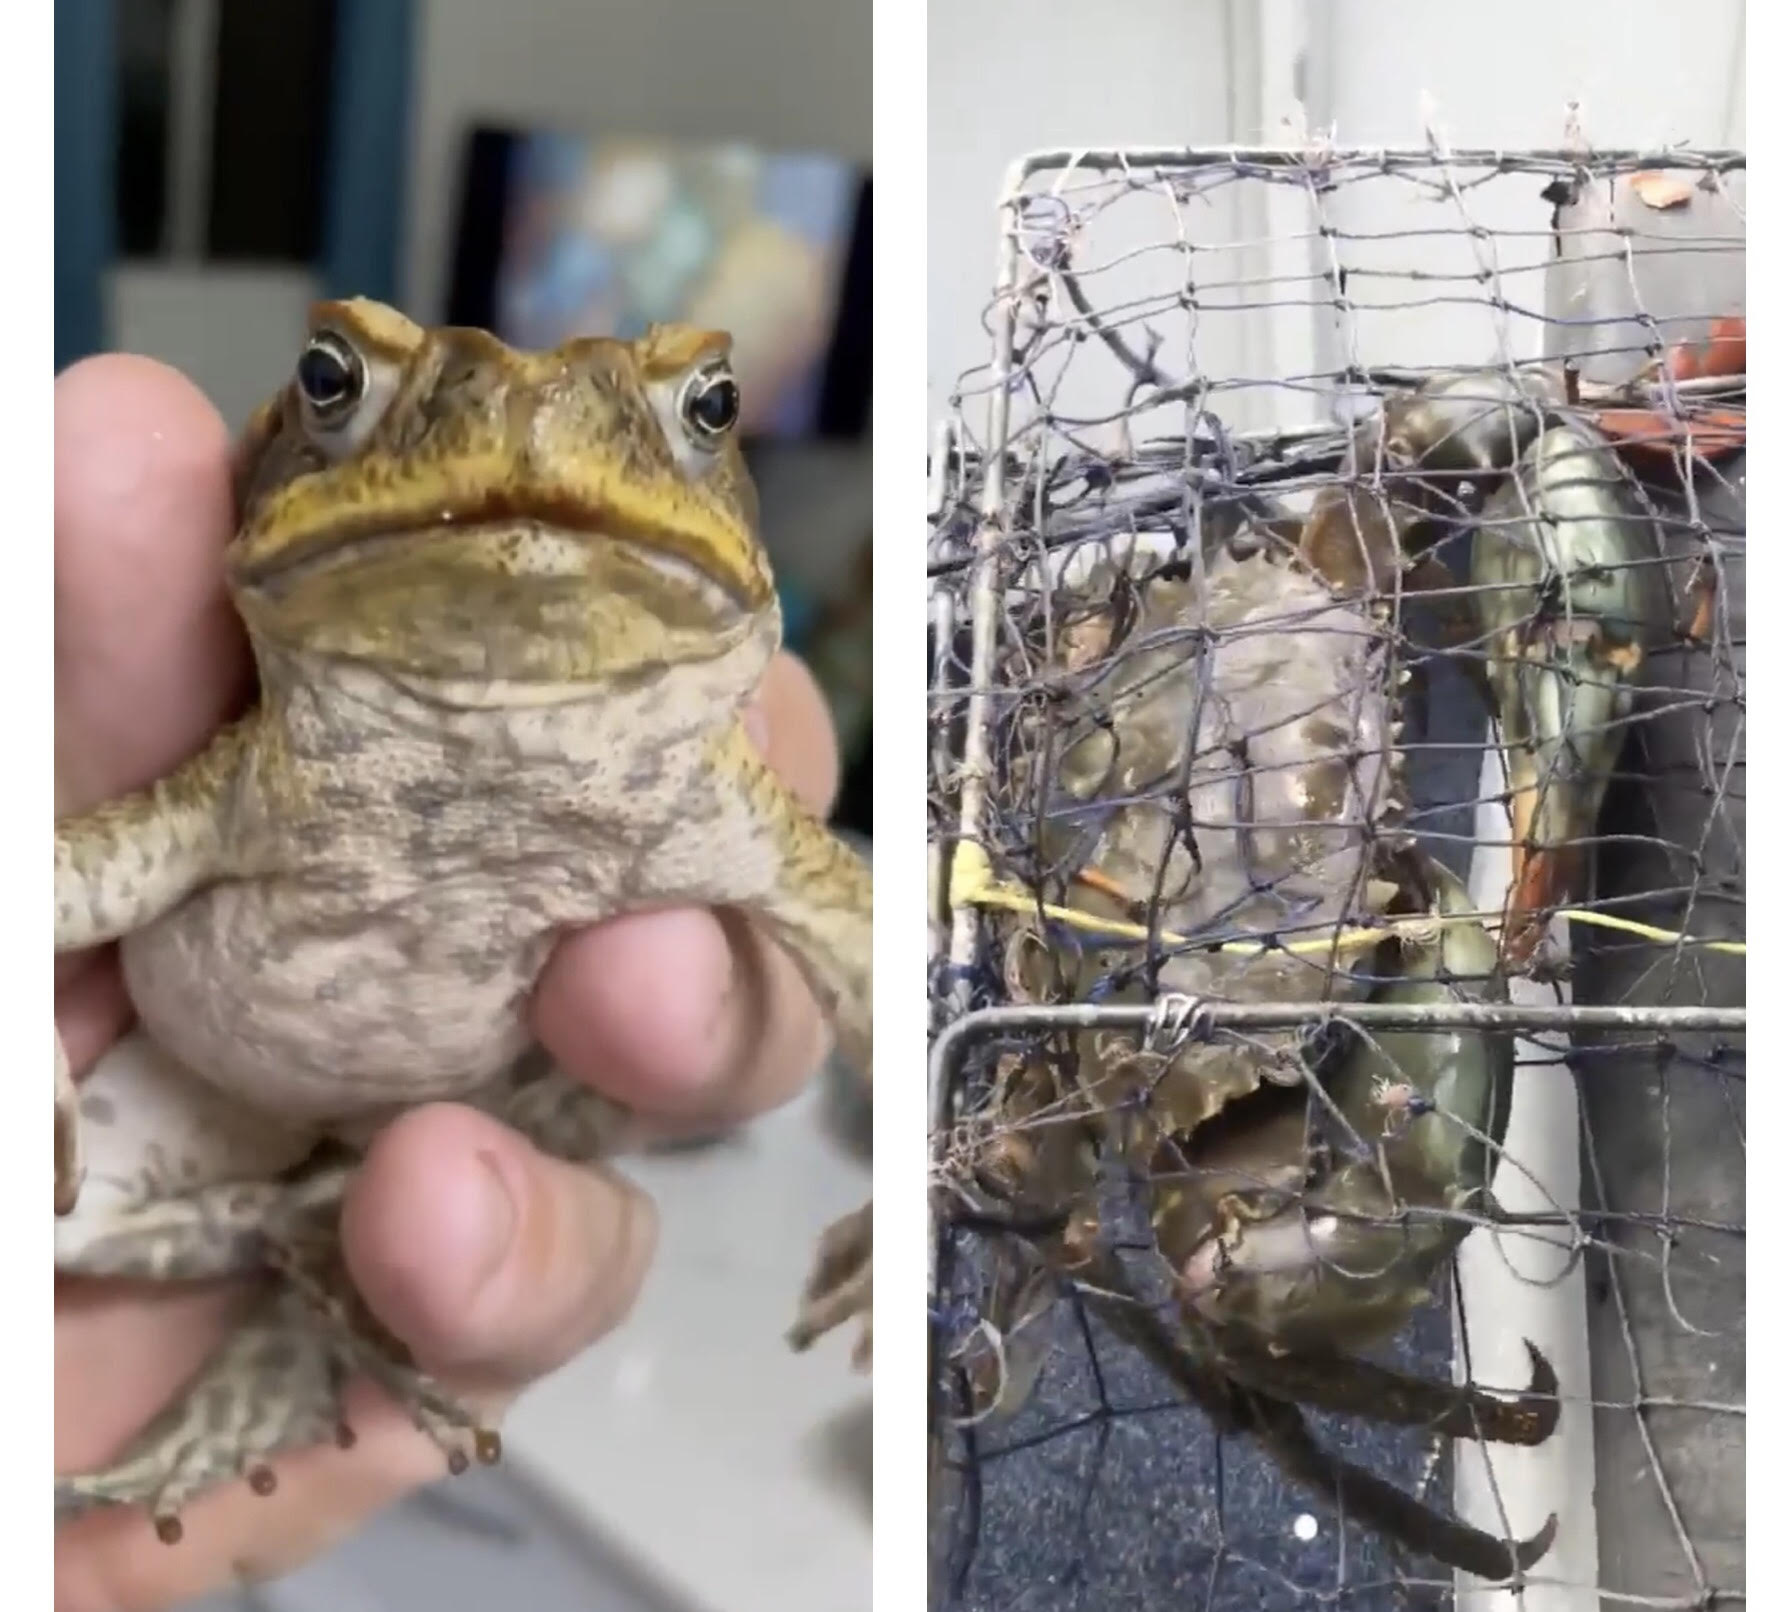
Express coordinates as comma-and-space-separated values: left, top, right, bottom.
1470, 423, 1654, 963
1212, 1335, 1558, 1448
1080, 1258, 1557, 1581
1659, 314, 1746, 385
1588, 318, 1746, 465
1241, 1385, 1558, 1581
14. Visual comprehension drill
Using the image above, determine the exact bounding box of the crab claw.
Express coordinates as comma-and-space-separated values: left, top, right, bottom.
1591, 404, 1745, 465
1506, 1510, 1562, 1577
1472, 424, 1656, 963
1159, 857, 1513, 1351
1497, 620, 1643, 961
1654, 314, 1746, 386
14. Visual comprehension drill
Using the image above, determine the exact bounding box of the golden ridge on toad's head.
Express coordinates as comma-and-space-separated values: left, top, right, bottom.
225, 298, 773, 684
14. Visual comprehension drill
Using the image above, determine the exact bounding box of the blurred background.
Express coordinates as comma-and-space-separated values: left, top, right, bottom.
55, 3, 871, 1610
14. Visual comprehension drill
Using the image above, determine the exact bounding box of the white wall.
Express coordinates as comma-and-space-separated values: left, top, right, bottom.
1306, 0, 1744, 150
927, 0, 1745, 432
925, 0, 1241, 427
1299, 0, 1746, 385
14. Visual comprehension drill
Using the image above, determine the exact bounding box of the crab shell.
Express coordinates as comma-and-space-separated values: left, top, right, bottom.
1006, 549, 1413, 1149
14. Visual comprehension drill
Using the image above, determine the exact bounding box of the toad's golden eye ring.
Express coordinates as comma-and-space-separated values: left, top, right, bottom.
679, 363, 742, 445
296, 331, 366, 424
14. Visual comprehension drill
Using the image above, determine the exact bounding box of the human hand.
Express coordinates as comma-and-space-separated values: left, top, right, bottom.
54, 354, 841, 1610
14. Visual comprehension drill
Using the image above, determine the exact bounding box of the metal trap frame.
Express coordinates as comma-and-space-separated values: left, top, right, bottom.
927, 144, 1745, 1610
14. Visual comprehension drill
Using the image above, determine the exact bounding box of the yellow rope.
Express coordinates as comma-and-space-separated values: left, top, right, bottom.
947, 841, 1746, 958
1555, 905, 1745, 955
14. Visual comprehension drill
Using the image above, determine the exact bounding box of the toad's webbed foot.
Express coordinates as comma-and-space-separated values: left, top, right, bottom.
789, 1198, 872, 1371
264, 1218, 502, 1475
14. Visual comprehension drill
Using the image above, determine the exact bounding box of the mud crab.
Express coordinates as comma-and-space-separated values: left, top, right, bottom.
935, 345, 1723, 1578
939, 536, 1561, 1579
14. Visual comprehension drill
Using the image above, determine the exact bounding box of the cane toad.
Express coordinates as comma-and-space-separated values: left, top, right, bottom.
53, 300, 874, 1538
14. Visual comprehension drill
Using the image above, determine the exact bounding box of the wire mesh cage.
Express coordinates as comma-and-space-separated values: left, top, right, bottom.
927, 143, 1745, 1610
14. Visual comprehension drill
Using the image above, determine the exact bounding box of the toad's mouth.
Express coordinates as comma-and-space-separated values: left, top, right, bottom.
228, 487, 767, 610
230, 496, 760, 606
230, 516, 754, 631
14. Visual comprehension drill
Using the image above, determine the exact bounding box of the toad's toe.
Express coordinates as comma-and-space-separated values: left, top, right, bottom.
789, 1199, 873, 1370
54, 1285, 340, 1541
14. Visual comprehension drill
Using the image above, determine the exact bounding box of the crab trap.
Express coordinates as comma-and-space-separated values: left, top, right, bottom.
926, 145, 1745, 1610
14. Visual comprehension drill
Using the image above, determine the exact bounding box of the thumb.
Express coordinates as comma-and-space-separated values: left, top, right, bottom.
340, 1102, 658, 1386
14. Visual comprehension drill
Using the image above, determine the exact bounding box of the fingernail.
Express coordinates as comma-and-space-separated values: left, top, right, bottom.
472, 1149, 519, 1295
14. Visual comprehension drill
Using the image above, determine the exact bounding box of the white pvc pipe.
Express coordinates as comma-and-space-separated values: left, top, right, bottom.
1453, 742, 1600, 1608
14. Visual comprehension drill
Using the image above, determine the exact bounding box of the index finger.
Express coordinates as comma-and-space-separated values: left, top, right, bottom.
55, 354, 249, 817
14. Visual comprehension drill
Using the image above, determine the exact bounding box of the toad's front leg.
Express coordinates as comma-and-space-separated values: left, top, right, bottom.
54, 714, 259, 1214
692, 722, 874, 1369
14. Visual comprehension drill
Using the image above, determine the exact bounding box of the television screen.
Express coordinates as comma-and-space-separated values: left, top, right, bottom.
448, 129, 869, 443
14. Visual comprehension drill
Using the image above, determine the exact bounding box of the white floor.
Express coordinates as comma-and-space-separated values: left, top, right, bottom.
185, 1070, 873, 1612
507, 1068, 873, 1612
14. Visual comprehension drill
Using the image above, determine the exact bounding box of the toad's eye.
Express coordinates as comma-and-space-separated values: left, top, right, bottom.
679, 364, 741, 445
296, 332, 365, 422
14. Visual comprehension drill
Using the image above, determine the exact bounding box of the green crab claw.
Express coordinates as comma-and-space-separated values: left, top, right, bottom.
1163, 856, 1512, 1352
1471, 422, 1657, 962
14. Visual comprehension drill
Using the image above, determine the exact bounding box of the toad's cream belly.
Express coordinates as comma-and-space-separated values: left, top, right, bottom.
107, 648, 767, 1123
118, 857, 614, 1123
111, 767, 646, 1121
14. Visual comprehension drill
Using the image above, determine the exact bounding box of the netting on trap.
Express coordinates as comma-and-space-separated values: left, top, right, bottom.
927, 145, 1745, 1611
